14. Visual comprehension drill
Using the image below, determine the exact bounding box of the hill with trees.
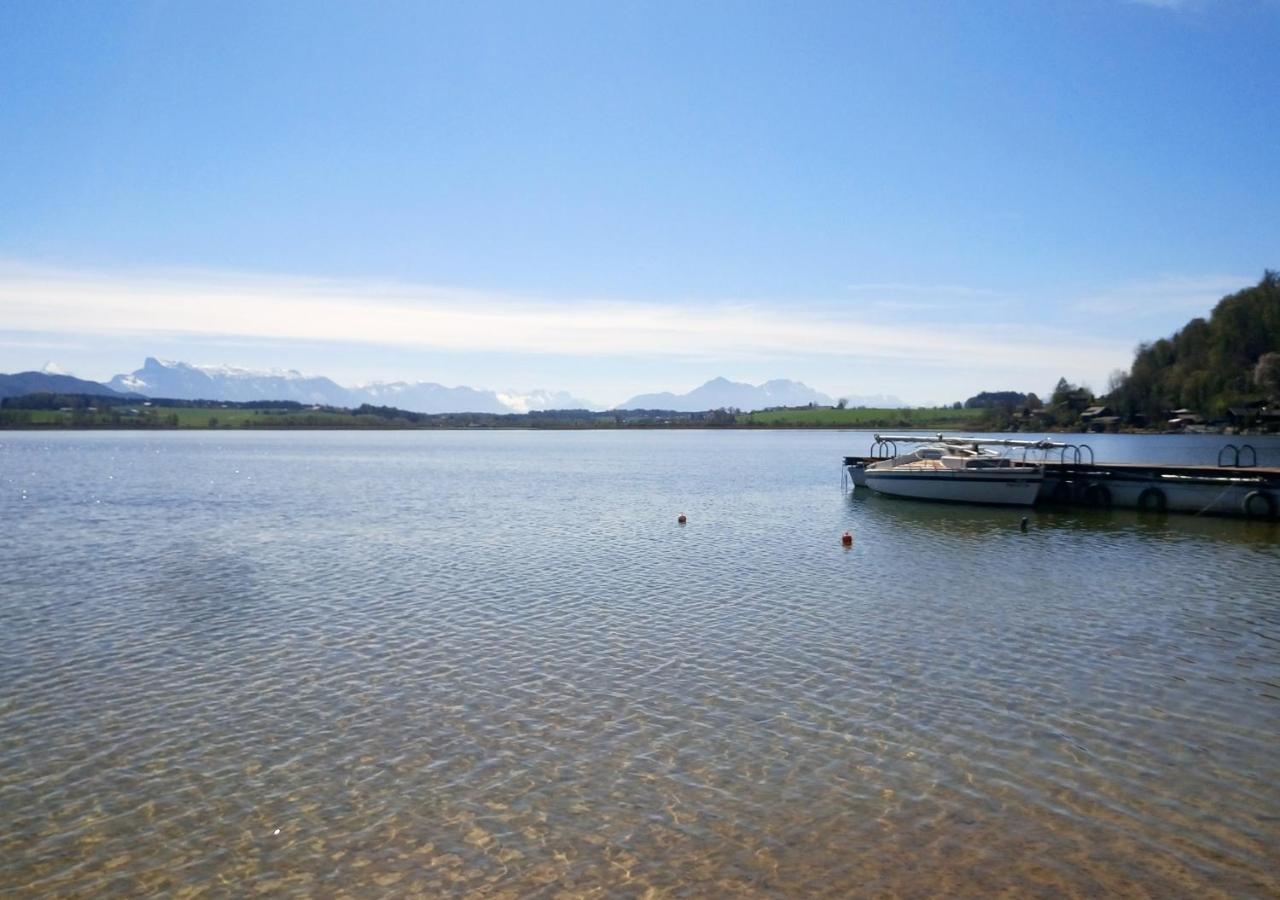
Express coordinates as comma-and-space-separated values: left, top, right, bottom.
0, 371, 131, 400
963, 391, 1028, 409
1105, 271, 1279, 422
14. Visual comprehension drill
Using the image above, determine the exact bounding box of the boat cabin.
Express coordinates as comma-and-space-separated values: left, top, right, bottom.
876, 445, 1024, 471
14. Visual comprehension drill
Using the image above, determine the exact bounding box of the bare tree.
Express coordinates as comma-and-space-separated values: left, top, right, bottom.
1254, 352, 1280, 402
1106, 369, 1128, 396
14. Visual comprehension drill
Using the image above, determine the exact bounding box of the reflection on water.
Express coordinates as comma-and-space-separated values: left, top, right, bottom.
2, 430, 1277, 897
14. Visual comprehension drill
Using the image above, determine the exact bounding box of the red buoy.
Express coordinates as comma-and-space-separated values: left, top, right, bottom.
677, 513, 687, 524
841, 531, 853, 547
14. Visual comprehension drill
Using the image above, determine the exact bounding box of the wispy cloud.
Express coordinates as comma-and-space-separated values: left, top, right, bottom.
0, 336, 89, 351
1070, 274, 1248, 317
1124, 0, 1222, 11
0, 263, 1133, 378
1127, 0, 1191, 8
841, 281, 1013, 315
844, 282, 1006, 298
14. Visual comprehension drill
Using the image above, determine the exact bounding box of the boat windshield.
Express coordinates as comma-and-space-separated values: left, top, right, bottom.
870, 443, 1041, 471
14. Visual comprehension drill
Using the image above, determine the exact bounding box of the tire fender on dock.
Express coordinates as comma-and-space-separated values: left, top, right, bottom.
1137, 487, 1167, 513
1050, 480, 1073, 505
1241, 490, 1277, 519
1084, 483, 1112, 508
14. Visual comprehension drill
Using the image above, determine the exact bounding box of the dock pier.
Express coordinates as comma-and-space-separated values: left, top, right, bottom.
844, 438, 1280, 520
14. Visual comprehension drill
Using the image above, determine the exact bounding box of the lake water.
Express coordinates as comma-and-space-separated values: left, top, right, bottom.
2, 430, 1278, 897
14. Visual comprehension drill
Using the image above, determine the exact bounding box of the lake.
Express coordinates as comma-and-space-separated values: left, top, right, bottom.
2, 430, 1278, 897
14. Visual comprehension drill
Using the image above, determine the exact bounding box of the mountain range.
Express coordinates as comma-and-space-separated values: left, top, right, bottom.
106, 358, 589, 414
0, 369, 134, 400
620, 377, 834, 411
2, 359, 900, 413
618, 378, 904, 411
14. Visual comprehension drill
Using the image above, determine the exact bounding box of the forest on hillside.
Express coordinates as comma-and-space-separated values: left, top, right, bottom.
1106, 271, 1280, 421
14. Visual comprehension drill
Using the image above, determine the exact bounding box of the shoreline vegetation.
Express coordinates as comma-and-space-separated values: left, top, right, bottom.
0, 395, 1271, 434
0, 396, 995, 431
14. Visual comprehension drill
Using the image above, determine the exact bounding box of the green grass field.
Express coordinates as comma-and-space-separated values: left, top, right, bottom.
7, 403, 994, 430
739, 406, 989, 429
4, 406, 378, 428
169, 407, 360, 427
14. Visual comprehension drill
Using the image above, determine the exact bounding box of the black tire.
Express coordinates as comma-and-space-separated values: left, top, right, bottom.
1050, 479, 1073, 505
1084, 483, 1112, 508
1137, 487, 1167, 513
1241, 490, 1277, 519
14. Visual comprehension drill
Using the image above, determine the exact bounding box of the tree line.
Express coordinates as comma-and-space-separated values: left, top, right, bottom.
962, 271, 1279, 431
1106, 271, 1280, 421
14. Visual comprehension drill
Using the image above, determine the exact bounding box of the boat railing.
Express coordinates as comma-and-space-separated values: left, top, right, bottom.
870, 433, 1094, 467
1217, 443, 1257, 468
1056, 443, 1094, 466
869, 438, 897, 459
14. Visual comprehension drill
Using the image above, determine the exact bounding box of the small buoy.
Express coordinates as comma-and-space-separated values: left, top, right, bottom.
1020, 517, 1028, 532
677, 513, 687, 524
841, 531, 853, 547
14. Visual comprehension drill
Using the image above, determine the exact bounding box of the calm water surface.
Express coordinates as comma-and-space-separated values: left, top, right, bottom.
2, 430, 1278, 897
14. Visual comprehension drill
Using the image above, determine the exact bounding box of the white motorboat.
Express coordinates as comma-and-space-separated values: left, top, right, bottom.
861, 435, 1049, 506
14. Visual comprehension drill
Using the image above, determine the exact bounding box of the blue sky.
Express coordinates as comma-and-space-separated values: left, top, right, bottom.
2, 0, 1277, 406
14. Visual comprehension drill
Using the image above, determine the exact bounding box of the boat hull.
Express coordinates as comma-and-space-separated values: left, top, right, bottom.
845, 461, 869, 487
864, 470, 1043, 506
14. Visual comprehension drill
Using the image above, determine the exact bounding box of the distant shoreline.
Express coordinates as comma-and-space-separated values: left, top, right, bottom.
2, 394, 1273, 435
2, 422, 1266, 436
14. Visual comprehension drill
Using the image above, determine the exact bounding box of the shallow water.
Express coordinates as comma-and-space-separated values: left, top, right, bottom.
2, 430, 1278, 897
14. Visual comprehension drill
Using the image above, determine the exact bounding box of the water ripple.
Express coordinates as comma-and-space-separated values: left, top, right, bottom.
2, 430, 1277, 897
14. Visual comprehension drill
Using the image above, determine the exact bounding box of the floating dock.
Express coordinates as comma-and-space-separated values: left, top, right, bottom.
844, 439, 1280, 520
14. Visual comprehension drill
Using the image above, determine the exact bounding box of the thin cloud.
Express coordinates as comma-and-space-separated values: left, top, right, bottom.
842, 281, 1012, 314
844, 282, 1006, 298
1124, 0, 1238, 11
1071, 274, 1248, 317
0, 337, 89, 351
0, 262, 1128, 378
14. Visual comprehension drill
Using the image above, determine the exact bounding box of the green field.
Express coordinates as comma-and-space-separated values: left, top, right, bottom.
166, 407, 364, 427
739, 406, 989, 429
4, 406, 387, 428
5, 401, 995, 430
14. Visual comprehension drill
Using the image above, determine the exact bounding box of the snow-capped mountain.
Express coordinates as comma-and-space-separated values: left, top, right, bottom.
496, 389, 595, 413
841, 393, 907, 409
108, 358, 354, 405
357, 381, 510, 415
103, 360, 860, 415
105, 358, 599, 414
619, 377, 834, 412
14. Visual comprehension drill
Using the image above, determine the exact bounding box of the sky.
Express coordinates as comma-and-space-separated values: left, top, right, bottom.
1, 1, 1277, 407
